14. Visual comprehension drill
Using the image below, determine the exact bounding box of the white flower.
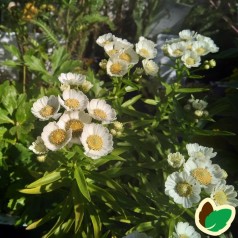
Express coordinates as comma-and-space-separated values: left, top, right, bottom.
41, 121, 72, 151
87, 99, 116, 124
167, 41, 186, 57
122, 231, 152, 238
29, 136, 48, 154
58, 89, 89, 111
96, 33, 114, 47
191, 99, 208, 110
191, 41, 210, 56
211, 180, 238, 207
118, 48, 139, 65
167, 152, 185, 168
142, 59, 159, 76
80, 123, 113, 159
58, 72, 86, 86
31, 95, 61, 121
165, 171, 201, 208
179, 29, 197, 40
106, 58, 129, 77
196, 34, 219, 53
136, 36, 157, 59
173, 222, 201, 238
57, 111, 92, 144
184, 158, 223, 193
186, 143, 217, 162
181, 51, 201, 68
112, 36, 133, 49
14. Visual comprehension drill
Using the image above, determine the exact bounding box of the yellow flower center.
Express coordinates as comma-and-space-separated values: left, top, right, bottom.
186, 57, 195, 65
139, 48, 149, 57
213, 190, 228, 205
196, 47, 206, 55
39, 105, 55, 117
176, 182, 193, 197
66, 119, 84, 137
192, 168, 212, 185
86, 135, 103, 151
93, 109, 107, 120
173, 49, 183, 56
119, 53, 131, 62
179, 235, 189, 238
107, 49, 118, 56
65, 98, 80, 109
110, 63, 122, 74
49, 129, 67, 145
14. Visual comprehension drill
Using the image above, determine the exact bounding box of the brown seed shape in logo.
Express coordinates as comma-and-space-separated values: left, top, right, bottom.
199, 201, 214, 226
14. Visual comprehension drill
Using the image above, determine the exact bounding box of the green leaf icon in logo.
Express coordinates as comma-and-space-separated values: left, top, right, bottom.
205, 209, 232, 232
195, 198, 236, 236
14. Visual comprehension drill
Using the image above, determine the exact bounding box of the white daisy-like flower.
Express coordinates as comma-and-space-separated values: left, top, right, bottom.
29, 136, 48, 155
142, 59, 159, 76
57, 111, 92, 144
167, 152, 185, 168
112, 35, 133, 49
165, 171, 201, 208
173, 222, 201, 238
191, 41, 210, 56
58, 89, 89, 111
80, 123, 113, 159
118, 48, 139, 65
58, 72, 86, 86
179, 29, 197, 41
104, 41, 120, 57
106, 57, 129, 77
211, 180, 238, 207
184, 158, 223, 193
31, 95, 61, 121
196, 34, 219, 53
186, 143, 217, 162
41, 121, 72, 151
167, 41, 187, 57
87, 99, 116, 124
96, 33, 114, 47
122, 231, 152, 238
181, 51, 201, 68
136, 36, 157, 59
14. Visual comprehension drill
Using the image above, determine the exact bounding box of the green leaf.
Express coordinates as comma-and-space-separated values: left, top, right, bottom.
143, 99, 158, 105
193, 128, 235, 136
74, 166, 91, 202
3, 44, 21, 58
121, 94, 142, 108
205, 209, 232, 232
51, 47, 69, 74
23, 55, 49, 75
2, 84, 17, 115
1, 60, 22, 67
0, 109, 14, 124
26, 169, 64, 188
175, 88, 209, 93
72, 182, 84, 233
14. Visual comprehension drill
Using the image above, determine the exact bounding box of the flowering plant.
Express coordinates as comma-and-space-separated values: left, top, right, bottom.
0, 2, 237, 237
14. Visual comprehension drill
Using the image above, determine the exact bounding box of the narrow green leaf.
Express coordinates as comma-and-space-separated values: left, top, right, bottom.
23, 55, 48, 74
121, 94, 142, 108
193, 128, 235, 136
72, 182, 84, 233
143, 99, 158, 105
74, 166, 91, 202
26, 169, 64, 188
175, 88, 209, 93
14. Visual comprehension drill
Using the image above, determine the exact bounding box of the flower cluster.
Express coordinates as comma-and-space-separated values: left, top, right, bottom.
96, 33, 159, 77
184, 95, 209, 118
162, 29, 219, 68
165, 143, 238, 208
29, 72, 116, 159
